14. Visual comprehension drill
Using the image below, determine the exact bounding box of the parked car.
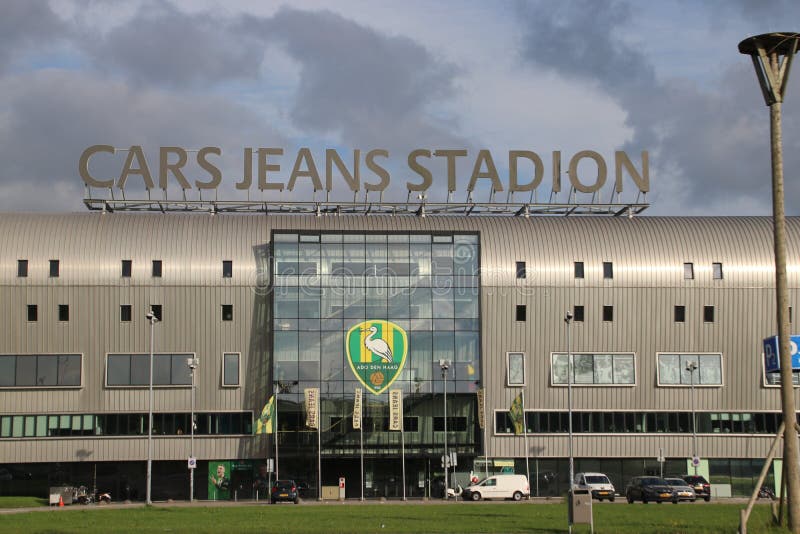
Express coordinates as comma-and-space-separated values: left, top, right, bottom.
574, 472, 616, 502
680, 475, 711, 502
271, 479, 299, 504
663, 477, 696, 502
625, 476, 677, 504
461, 474, 529, 501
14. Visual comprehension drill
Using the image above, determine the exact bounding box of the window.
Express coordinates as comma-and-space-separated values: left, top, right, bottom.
790, 306, 793, 324
17, 260, 28, 278
27, 305, 37, 322
106, 353, 193, 386
515, 305, 526, 322
223, 353, 240, 386
515, 261, 526, 279
49, 260, 59, 278
222, 304, 233, 321
222, 260, 233, 278
602, 305, 613, 322
152, 260, 162, 278
433, 416, 468, 432
506, 352, 525, 386
674, 305, 686, 323
150, 305, 162, 322
551, 353, 635, 385
120, 305, 132, 322
603, 262, 613, 279
657, 353, 723, 386
58, 304, 69, 322
712, 262, 723, 280
121, 260, 132, 278
574, 262, 584, 279
0, 354, 81, 387
684, 262, 694, 280
704, 305, 715, 323
574, 305, 584, 322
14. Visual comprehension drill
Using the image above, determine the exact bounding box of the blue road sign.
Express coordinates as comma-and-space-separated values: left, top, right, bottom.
764, 335, 800, 373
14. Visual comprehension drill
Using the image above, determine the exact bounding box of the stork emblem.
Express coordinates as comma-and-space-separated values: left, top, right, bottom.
346, 320, 408, 395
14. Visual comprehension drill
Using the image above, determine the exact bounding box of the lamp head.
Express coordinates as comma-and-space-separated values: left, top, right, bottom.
439, 359, 450, 371
564, 310, 573, 323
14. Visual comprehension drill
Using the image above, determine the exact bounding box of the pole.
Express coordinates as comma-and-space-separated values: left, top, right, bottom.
522, 389, 530, 499
274, 384, 279, 481
565, 311, 573, 533
482, 388, 489, 480
359, 389, 364, 501
145, 310, 157, 505
442, 361, 449, 499
189, 359, 197, 502
401, 413, 406, 501
688, 362, 698, 474
317, 413, 322, 501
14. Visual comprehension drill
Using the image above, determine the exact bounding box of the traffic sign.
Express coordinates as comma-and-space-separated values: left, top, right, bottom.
188, 456, 197, 470
691, 456, 700, 467
763, 335, 800, 373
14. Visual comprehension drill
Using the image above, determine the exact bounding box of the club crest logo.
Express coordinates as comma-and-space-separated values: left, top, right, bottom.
346, 320, 408, 395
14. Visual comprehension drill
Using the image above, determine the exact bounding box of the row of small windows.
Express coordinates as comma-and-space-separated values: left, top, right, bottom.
514, 261, 725, 280
16, 260, 234, 278
24, 304, 237, 323
495, 411, 787, 435
514, 304, 743, 324
0, 412, 252, 438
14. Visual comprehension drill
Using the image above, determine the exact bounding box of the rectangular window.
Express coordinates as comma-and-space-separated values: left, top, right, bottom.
222, 304, 233, 322
684, 262, 694, 280
49, 260, 59, 278
574, 305, 584, 322
551, 353, 635, 385
120, 305, 132, 322
515, 304, 526, 322
17, 260, 28, 278
603, 262, 613, 279
121, 260, 132, 278
152, 260, 162, 278
222, 260, 233, 278
712, 262, 723, 280
27, 305, 37, 322
515, 261, 526, 279
657, 353, 723, 386
574, 262, 584, 279
106, 353, 193, 386
0, 354, 81, 388
58, 304, 69, 322
704, 305, 715, 323
674, 305, 686, 323
433, 416, 467, 432
506, 352, 525, 386
223, 353, 240, 386
151, 304, 162, 322
602, 305, 613, 322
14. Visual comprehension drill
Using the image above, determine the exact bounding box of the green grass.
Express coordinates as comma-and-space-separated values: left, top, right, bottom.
0, 502, 784, 533
0, 496, 47, 508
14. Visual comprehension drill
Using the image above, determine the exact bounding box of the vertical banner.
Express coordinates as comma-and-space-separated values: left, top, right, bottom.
389, 389, 403, 431
353, 387, 362, 430
305, 388, 319, 429
476, 388, 485, 429
208, 460, 231, 500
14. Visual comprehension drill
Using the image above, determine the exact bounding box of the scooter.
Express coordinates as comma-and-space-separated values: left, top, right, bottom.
75, 486, 112, 504
758, 486, 776, 500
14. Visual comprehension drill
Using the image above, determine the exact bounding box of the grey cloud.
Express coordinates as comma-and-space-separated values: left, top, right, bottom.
0, 1, 67, 72
517, 0, 800, 215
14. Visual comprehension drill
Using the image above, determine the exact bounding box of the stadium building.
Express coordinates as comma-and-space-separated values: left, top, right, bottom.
0, 212, 798, 500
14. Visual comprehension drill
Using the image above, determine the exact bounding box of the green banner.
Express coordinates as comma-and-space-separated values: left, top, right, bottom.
208, 460, 231, 500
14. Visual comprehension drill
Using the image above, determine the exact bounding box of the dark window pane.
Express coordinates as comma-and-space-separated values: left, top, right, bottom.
16, 357, 36, 386
516, 304, 526, 322
0, 357, 15, 386
223, 260, 232, 278
27, 305, 37, 322
170, 355, 192, 385
130, 354, 149, 385
58, 304, 69, 322
151, 305, 162, 322
222, 304, 233, 321
152, 260, 162, 277
120, 305, 132, 322
704, 305, 715, 323
574, 262, 584, 279
36, 355, 58, 386
49, 260, 59, 277
603, 262, 613, 279
17, 260, 28, 277
674, 305, 686, 323
574, 305, 584, 322
58, 355, 81, 386
516, 261, 526, 279
107, 355, 131, 386
153, 354, 171, 385
602, 305, 613, 322
224, 353, 240, 386
121, 260, 132, 277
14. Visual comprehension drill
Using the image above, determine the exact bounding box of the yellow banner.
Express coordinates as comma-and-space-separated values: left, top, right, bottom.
353, 388, 362, 430
305, 388, 319, 429
389, 389, 403, 431
476, 389, 485, 429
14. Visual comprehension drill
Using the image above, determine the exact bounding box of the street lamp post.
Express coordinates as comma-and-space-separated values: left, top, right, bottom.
686, 361, 698, 475
187, 356, 199, 502
565, 310, 574, 529
440, 359, 450, 499
145, 308, 159, 506
739, 31, 800, 531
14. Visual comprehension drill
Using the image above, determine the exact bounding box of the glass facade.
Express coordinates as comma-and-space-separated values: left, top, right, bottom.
271, 232, 481, 495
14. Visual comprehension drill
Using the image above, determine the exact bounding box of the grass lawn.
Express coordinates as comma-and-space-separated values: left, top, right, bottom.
0, 502, 782, 533
0, 497, 47, 509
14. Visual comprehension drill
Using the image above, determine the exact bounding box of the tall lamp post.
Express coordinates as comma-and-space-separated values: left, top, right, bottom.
739, 31, 800, 531
187, 356, 199, 502
686, 361, 698, 475
145, 308, 159, 506
564, 310, 574, 519
440, 359, 450, 499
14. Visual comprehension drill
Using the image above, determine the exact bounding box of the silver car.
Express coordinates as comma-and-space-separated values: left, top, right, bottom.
664, 477, 697, 502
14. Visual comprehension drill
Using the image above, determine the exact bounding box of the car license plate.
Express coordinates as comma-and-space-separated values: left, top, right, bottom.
680, 492, 690, 496
598, 491, 608, 495
280, 493, 288, 497
660, 493, 671, 498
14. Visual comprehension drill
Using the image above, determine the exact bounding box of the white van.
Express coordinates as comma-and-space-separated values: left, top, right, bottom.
574, 472, 616, 501
462, 474, 529, 501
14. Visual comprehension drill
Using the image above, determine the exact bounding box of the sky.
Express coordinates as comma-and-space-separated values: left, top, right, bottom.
1, 0, 799, 215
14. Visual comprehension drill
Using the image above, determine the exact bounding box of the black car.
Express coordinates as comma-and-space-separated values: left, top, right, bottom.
625, 476, 677, 504
681, 475, 711, 502
271, 479, 299, 504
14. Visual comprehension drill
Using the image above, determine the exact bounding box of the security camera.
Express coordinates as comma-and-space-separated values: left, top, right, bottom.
565, 310, 573, 322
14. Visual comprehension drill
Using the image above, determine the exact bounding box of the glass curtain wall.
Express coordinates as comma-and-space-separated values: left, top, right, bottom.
272, 232, 480, 462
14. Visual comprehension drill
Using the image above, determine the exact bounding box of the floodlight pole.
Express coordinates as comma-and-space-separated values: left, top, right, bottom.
188, 357, 199, 502
739, 31, 800, 532
686, 361, 698, 475
145, 309, 159, 506
440, 359, 450, 499
565, 310, 574, 534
